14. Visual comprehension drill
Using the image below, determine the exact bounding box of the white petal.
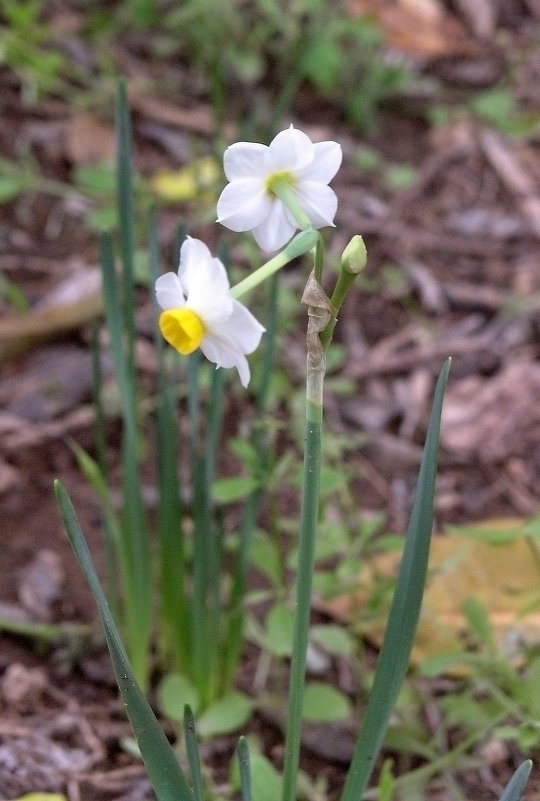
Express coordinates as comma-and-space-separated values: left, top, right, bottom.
236, 358, 251, 388
201, 302, 265, 387
178, 238, 212, 295
201, 336, 237, 368
155, 272, 185, 310
180, 235, 213, 266
217, 180, 271, 232
192, 287, 234, 325
223, 142, 267, 180
264, 126, 314, 173
296, 141, 342, 183
295, 182, 338, 228
217, 301, 265, 353
201, 337, 251, 387
186, 266, 234, 323
252, 199, 298, 251
179, 237, 230, 299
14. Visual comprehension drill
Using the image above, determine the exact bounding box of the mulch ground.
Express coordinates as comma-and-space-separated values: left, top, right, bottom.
1, 1, 540, 798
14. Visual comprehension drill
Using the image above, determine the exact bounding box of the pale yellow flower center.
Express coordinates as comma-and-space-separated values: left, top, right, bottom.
159, 308, 205, 355
265, 170, 296, 197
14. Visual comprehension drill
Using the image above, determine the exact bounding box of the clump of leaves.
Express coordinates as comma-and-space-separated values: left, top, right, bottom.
429, 87, 540, 138
151, 1, 411, 133
300, 15, 411, 133
0, 0, 65, 101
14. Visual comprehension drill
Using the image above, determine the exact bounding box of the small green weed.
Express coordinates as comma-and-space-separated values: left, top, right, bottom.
429, 87, 540, 138
0, 0, 65, 101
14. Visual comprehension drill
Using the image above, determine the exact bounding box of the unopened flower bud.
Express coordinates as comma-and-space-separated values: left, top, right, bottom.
341, 235, 367, 275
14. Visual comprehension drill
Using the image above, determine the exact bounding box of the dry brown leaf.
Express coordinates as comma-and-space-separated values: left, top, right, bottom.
130, 94, 235, 138
0, 458, 20, 494
453, 0, 497, 38
0, 268, 102, 363
1, 664, 48, 708
65, 112, 116, 166
348, 0, 474, 56
441, 362, 540, 463
18, 549, 64, 622
322, 519, 540, 672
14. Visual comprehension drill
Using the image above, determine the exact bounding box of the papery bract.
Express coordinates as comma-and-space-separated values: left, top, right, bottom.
155, 237, 265, 387
217, 125, 342, 252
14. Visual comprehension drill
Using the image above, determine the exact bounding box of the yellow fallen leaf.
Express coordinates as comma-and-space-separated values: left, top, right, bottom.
150, 157, 220, 202
322, 518, 540, 674
11, 795, 67, 801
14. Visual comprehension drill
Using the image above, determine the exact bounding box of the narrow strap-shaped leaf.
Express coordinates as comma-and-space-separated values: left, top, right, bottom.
100, 230, 151, 689
149, 208, 189, 671
498, 760, 532, 801
90, 324, 108, 482
54, 480, 193, 801
89, 327, 116, 612
237, 736, 252, 801
340, 358, 451, 801
183, 705, 205, 801
69, 440, 121, 624
224, 273, 279, 691
116, 78, 136, 356
113, 87, 152, 685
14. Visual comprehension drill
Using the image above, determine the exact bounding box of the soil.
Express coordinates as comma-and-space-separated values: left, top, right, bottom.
1, 1, 540, 799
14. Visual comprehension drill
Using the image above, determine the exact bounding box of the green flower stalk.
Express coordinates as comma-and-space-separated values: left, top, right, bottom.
281, 272, 332, 801
231, 229, 319, 300
320, 235, 367, 350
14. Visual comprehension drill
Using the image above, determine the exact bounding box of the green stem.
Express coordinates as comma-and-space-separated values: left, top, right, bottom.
314, 237, 324, 284
0, 615, 94, 645
319, 269, 356, 351
281, 395, 323, 801
320, 236, 367, 349
230, 229, 318, 300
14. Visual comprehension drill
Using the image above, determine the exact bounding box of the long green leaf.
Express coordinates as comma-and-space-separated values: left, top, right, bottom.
183, 705, 205, 801
498, 760, 532, 801
114, 85, 152, 687
90, 324, 108, 483
237, 736, 252, 801
100, 230, 151, 689
116, 78, 135, 355
149, 208, 189, 671
54, 480, 193, 801
340, 358, 451, 801
69, 439, 121, 624
223, 273, 279, 691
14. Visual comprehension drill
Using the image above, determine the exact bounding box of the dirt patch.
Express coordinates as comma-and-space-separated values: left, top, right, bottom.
1, 2, 540, 797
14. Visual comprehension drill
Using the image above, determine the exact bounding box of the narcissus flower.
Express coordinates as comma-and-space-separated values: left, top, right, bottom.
155, 238, 265, 387
217, 125, 342, 252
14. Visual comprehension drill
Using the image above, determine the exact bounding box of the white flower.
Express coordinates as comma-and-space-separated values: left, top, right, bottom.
216, 125, 342, 252
155, 237, 265, 387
